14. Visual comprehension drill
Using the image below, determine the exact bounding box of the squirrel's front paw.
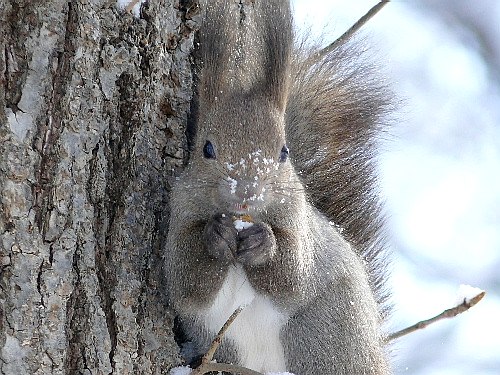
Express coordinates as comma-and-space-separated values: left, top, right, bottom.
236, 222, 276, 267
203, 214, 238, 262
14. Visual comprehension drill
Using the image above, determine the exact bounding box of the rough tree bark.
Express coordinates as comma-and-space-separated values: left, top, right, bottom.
0, 1, 197, 373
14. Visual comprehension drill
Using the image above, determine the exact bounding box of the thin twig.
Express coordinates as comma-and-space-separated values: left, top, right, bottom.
303, 0, 390, 69
203, 306, 244, 363
191, 306, 264, 375
387, 290, 486, 342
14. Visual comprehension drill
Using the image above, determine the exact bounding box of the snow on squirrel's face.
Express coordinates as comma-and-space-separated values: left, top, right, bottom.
202, 143, 291, 215
195, 97, 292, 215
220, 149, 280, 214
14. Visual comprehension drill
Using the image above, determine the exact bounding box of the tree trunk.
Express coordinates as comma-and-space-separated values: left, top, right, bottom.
0, 1, 196, 373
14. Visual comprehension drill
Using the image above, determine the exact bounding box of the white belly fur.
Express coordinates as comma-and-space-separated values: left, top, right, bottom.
201, 264, 288, 373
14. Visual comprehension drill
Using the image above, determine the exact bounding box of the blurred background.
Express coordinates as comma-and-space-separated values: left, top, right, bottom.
292, 1, 500, 374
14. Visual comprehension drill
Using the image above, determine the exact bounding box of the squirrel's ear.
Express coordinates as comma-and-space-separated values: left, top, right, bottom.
257, 1, 292, 112
198, 1, 234, 102
198, 0, 291, 110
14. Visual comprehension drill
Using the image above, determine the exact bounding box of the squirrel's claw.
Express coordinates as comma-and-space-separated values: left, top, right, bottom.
236, 222, 277, 267
203, 214, 238, 262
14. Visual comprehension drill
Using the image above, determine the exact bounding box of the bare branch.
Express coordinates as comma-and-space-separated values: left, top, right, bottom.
203, 306, 244, 363
387, 290, 486, 342
191, 306, 265, 375
303, 0, 390, 69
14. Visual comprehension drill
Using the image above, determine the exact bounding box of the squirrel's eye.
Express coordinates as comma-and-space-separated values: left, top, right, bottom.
279, 145, 289, 163
203, 140, 216, 159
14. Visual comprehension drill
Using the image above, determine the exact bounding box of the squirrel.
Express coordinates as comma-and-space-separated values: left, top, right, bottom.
165, 0, 392, 374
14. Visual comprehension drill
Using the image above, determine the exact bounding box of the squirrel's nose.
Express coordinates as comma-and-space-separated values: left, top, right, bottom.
223, 177, 265, 204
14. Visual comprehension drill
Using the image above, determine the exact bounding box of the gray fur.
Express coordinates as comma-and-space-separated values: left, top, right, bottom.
165, 0, 391, 373
286, 39, 393, 313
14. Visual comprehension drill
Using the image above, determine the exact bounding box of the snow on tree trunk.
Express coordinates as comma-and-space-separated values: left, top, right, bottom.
0, 1, 196, 373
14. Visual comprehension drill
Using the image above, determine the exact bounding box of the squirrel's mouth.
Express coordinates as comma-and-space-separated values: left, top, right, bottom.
233, 202, 249, 214
231, 202, 257, 215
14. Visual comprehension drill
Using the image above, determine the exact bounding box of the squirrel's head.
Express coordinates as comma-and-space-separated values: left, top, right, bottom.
189, 0, 294, 217
190, 94, 294, 216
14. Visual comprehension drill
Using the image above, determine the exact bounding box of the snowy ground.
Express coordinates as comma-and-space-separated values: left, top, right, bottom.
293, 1, 500, 374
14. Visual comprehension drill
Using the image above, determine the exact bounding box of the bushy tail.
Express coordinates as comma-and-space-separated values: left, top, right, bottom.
286, 38, 393, 311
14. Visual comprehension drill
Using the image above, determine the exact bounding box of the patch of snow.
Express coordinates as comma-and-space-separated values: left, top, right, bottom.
454, 284, 484, 305
116, 0, 146, 18
234, 219, 254, 231
227, 176, 238, 194
169, 366, 192, 375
